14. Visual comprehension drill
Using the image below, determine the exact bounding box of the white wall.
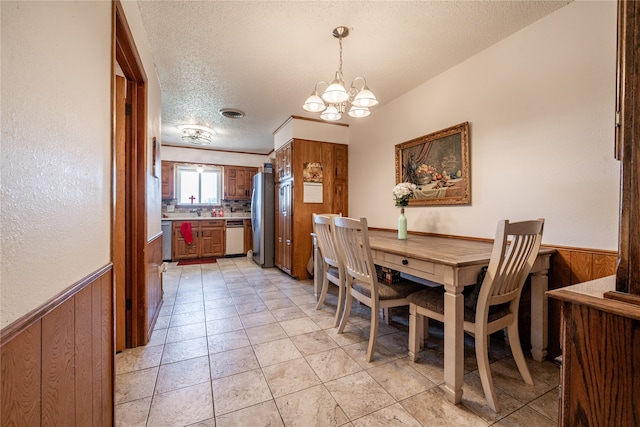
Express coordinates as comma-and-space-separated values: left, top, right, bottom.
161, 145, 270, 167
274, 117, 350, 150
119, 1, 163, 239
349, 0, 619, 250
1, 2, 112, 327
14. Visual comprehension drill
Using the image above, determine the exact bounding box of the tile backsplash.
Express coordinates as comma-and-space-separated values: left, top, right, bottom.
162, 200, 251, 217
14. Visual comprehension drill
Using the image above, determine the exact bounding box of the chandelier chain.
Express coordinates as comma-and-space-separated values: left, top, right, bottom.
338, 35, 343, 76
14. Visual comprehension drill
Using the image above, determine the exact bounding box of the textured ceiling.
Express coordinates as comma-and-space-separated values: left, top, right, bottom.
137, 0, 571, 155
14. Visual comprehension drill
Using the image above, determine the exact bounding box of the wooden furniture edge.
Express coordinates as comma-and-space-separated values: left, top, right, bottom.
368, 227, 616, 256
547, 275, 640, 320
0, 263, 114, 346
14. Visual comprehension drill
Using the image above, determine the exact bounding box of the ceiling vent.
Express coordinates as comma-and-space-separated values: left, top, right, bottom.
219, 108, 245, 119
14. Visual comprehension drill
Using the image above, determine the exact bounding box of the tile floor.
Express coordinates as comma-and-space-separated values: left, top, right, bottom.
115, 257, 560, 427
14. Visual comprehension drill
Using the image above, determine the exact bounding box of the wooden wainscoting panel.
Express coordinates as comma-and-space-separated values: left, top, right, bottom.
145, 233, 163, 345
1, 321, 41, 426
0, 264, 113, 427
100, 271, 114, 426
41, 298, 75, 425
593, 253, 617, 278
570, 251, 593, 284
75, 286, 93, 426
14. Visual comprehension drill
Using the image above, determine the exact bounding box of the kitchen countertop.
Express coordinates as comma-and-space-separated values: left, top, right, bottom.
162, 215, 251, 221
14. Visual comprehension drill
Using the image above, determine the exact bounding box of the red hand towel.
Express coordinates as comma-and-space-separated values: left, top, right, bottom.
180, 222, 193, 245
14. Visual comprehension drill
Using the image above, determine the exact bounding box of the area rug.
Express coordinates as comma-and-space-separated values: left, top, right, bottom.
177, 257, 217, 266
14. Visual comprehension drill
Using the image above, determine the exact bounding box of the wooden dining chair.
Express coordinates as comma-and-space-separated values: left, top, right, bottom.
333, 216, 424, 362
312, 213, 345, 327
407, 218, 545, 412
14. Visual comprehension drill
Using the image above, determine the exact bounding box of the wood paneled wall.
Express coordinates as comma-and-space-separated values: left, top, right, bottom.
1, 265, 113, 426
546, 247, 618, 358
145, 232, 163, 344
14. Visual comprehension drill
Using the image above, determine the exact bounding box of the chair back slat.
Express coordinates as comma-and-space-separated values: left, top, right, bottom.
481, 219, 544, 311
333, 216, 377, 293
312, 214, 342, 269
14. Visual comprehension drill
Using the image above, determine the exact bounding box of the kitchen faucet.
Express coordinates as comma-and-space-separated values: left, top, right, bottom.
191, 208, 202, 217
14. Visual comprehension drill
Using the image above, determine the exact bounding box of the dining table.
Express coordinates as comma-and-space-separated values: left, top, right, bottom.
312, 228, 554, 405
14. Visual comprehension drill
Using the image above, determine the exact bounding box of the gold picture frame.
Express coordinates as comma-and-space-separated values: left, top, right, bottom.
395, 122, 470, 206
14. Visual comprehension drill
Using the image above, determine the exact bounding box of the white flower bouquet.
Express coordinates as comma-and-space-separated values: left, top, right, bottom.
392, 182, 417, 207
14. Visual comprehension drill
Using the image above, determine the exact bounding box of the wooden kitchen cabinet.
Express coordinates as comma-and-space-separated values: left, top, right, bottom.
274, 139, 347, 279
223, 166, 258, 200
172, 220, 225, 260
161, 161, 174, 199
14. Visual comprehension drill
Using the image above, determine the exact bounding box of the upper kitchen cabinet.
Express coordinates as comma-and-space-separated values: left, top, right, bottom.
275, 143, 292, 182
223, 166, 258, 200
161, 161, 174, 199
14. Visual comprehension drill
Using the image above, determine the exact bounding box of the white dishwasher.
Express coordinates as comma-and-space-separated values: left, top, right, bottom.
225, 219, 245, 255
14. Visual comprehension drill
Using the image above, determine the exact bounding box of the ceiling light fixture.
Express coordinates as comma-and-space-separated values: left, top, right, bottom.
177, 125, 215, 145
303, 26, 378, 121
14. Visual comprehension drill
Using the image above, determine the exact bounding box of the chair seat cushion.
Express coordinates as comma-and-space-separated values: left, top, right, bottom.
352, 279, 424, 300
407, 286, 510, 323
326, 266, 340, 281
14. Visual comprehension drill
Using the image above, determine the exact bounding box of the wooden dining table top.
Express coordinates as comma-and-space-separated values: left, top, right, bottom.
367, 229, 555, 267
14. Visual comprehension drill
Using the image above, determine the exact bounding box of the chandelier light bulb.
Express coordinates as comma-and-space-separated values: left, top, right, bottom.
347, 106, 371, 118
320, 105, 342, 121
303, 94, 327, 112
352, 87, 379, 108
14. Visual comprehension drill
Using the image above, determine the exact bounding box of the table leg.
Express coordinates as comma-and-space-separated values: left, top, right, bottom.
530, 270, 548, 362
443, 282, 464, 404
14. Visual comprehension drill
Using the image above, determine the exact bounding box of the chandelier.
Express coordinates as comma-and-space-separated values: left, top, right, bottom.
303, 26, 378, 121
178, 125, 215, 145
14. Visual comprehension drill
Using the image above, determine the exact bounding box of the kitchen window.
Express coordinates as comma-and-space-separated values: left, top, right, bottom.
176, 164, 221, 206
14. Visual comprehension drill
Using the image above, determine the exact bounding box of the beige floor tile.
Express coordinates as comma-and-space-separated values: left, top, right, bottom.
245, 323, 288, 345
271, 305, 308, 322
209, 346, 260, 379
494, 404, 556, 426
479, 359, 557, 403
306, 347, 363, 382
366, 359, 436, 400
262, 357, 321, 398
241, 310, 278, 328
161, 336, 209, 364
528, 387, 560, 423
263, 297, 297, 310
115, 367, 158, 404
211, 369, 272, 416
290, 330, 340, 356
206, 316, 244, 335
401, 386, 489, 427
147, 327, 168, 347
155, 355, 211, 394
280, 316, 322, 336
204, 297, 234, 309
342, 340, 400, 367
216, 400, 284, 427
351, 402, 422, 427
325, 371, 395, 420
253, 337, 303, 367
207, 329, 251, 354
460, 372, 525, 424
170, 310, 206, 328
147, 382, 214, 427
234, 301, 268, 315
275, 384, 349, 427
173, 301, 205, 315
166, 322, 207, 344
116, 345, 163, 375
205, 305, 239, 320
115, 397, 152, 427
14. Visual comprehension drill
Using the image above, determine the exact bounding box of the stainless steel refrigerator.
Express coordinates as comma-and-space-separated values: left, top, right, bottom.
251, 171, 275, 267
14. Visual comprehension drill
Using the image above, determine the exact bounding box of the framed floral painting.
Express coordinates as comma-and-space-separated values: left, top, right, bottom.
395, 122, 470, 206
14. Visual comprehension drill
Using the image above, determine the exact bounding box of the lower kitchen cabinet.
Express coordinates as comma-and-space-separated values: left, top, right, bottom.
173, 220, 225, 260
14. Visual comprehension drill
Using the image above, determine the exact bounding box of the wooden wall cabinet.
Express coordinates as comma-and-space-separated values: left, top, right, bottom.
223, 166, 258, 200
161, 161, 174, 199
274, 139, 348, 279
172, 220, 225, 260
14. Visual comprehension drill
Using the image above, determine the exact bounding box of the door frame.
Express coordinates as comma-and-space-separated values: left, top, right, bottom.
112, 0, 149, 347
